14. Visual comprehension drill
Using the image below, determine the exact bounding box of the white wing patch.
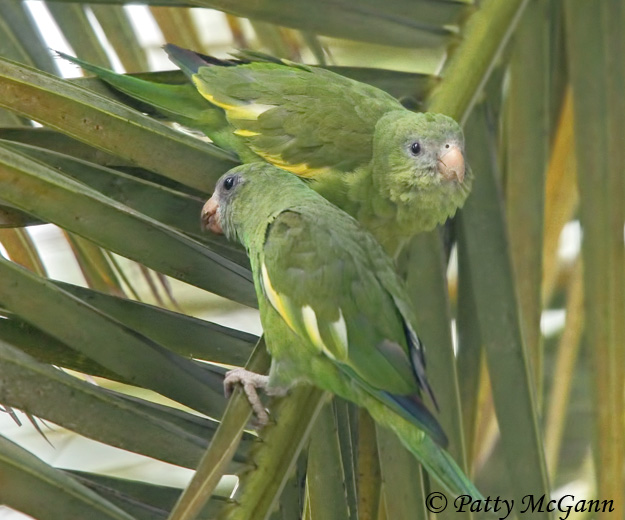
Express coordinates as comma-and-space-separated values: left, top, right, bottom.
329, 310, 349, 359
302, 305, 336, 360
261, 262, 347, 361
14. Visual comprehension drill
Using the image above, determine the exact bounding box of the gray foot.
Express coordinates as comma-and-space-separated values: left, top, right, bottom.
224, 368, 271, 427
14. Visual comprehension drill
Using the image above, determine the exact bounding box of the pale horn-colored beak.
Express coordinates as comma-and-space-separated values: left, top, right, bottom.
437, 144, 465, 183
201, 196, 223, 234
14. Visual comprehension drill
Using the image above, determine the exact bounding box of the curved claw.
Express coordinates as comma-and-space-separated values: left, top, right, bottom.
224, 368, 271, 427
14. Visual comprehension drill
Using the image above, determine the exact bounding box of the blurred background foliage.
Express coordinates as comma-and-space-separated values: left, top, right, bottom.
0, 0, 622, 519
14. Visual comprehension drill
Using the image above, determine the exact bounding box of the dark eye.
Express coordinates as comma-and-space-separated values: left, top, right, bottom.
223, 175, 236, 191
410, 142, 421, 156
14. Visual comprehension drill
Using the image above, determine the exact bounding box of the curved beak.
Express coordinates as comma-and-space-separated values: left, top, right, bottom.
201, 195, 223, 234
437, 145, 465, 183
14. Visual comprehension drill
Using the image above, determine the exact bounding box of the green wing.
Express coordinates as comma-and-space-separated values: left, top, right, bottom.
259, 207, 432, 400
183, 54, 403, 175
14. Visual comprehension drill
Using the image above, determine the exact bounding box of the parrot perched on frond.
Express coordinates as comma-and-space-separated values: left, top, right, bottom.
168, 44, 471, 256
202, 162, 481, 499
59, 48, 471, 257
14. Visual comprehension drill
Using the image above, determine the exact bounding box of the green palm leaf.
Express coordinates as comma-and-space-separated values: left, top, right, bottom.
0, 1, 619, 519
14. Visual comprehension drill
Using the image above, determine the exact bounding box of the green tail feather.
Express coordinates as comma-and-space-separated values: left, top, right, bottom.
410, 434, 484, 500
57, 51, 214, 124
57, 51, 238, 153
342, 367, 482, 498
365, 397, 483, 499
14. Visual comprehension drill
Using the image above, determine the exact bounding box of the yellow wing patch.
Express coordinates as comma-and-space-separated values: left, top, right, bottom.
193, 78, 274, 120
193, 81, 225, 108
254, 149, 332, 178
234, 129, 261, 137
261, 262, 297, 332
227, 103, 275, 121
192, 78, 332, 177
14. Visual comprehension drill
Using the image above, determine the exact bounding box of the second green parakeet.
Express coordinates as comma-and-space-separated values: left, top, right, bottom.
169, 44, 471, 256
59, 47, 471, 256
202, 162, 480, 498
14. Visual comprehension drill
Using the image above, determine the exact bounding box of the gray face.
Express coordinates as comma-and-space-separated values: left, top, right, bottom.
201, 172, 244, 235
399, 133, 464, 181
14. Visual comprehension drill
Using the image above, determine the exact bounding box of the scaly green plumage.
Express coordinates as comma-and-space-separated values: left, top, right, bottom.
61, 44, 472, 255
167, 44, 472, 255
60, 49, 472, 256
207, 163, 481, 498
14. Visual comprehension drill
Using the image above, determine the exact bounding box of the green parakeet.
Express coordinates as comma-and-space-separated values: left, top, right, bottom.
203, 162, 480, 498
166, 44, 471, 256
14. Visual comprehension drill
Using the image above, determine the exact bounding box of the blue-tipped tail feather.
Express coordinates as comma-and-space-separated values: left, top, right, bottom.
346, 367, 483, 498
163, 43, 210, 77
371, 405, 483, 499
163, 43, 237, 77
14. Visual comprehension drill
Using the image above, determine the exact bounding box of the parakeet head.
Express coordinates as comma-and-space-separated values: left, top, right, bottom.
202, 163, 314, 245
371, 110, 472, 231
